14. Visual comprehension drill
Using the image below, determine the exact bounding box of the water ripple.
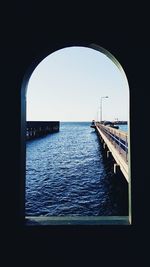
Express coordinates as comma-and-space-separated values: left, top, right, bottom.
26, 122, 128, 216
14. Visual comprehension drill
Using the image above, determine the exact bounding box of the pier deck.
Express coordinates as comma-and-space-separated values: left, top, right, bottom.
95, 122, 128, 182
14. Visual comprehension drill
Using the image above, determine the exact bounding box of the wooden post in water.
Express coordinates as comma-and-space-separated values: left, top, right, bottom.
114, 163, 120, 175
107, 150, 111, 158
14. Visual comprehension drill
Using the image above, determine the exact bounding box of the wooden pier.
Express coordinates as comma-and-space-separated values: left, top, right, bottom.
26, 121, 59, 140
94, 121, 128, 182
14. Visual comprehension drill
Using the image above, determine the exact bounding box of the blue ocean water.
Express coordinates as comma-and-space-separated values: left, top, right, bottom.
118, 124, 128, 132
25, 122, 128, 216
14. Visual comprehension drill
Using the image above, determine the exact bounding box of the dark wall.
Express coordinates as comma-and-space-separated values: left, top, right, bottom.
2, 2, 148, 264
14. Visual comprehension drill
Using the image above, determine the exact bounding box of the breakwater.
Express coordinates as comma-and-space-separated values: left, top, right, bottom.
26, 121, 59, 140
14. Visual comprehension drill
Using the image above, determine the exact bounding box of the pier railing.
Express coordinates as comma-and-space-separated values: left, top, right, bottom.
97, 122, 128, 163
95, 122, 128, 181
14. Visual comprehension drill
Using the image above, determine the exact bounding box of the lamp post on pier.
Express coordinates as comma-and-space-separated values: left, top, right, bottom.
100, 96, 109, 123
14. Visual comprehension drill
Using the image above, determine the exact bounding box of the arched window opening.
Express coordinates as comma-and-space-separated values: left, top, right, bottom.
21, 44, 131, 225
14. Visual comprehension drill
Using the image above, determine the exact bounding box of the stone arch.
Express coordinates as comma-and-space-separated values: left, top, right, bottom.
21, 42, 131, 225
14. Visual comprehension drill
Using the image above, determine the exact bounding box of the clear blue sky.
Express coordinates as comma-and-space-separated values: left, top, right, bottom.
26, 46, 129, 122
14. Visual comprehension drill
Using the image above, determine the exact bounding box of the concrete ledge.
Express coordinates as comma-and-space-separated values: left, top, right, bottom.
25, 216, 130, 225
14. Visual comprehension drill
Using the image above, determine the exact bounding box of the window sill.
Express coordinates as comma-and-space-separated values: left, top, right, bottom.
25, 216, 130, 225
